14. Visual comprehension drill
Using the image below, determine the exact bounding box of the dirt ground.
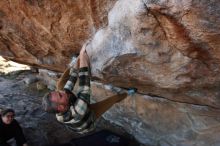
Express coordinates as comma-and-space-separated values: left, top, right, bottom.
0, 57, 141, 146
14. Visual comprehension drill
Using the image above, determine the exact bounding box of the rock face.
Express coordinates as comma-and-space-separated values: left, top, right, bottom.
0, 0, 117, 71
88, 0, 220, 109
1, 0, 220, 146
91, 83, 220, 146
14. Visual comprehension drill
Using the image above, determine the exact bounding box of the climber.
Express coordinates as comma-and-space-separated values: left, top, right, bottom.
0, 108, 28, 146
42, 42, 129, 134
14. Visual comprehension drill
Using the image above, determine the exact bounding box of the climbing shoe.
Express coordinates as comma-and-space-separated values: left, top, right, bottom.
127, 88, 137, 96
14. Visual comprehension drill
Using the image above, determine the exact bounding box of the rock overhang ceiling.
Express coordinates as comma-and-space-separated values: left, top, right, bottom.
1, 0, 220, 145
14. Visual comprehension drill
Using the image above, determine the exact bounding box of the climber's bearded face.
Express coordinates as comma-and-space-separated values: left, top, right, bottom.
50, 91, 70, 113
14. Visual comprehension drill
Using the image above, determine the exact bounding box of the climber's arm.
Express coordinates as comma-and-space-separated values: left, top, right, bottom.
56, 57, 80, 92
56, 67, 70, 90
56, 46, 91, 125
73, 46, 91, 117
63, 66, 79, 92
57, 39, 90, 91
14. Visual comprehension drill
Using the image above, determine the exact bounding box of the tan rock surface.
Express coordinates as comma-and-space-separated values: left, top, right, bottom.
0, 0, 116, 71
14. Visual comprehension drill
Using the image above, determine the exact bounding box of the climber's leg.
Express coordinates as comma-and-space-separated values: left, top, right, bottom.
90, 93, 127, 119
